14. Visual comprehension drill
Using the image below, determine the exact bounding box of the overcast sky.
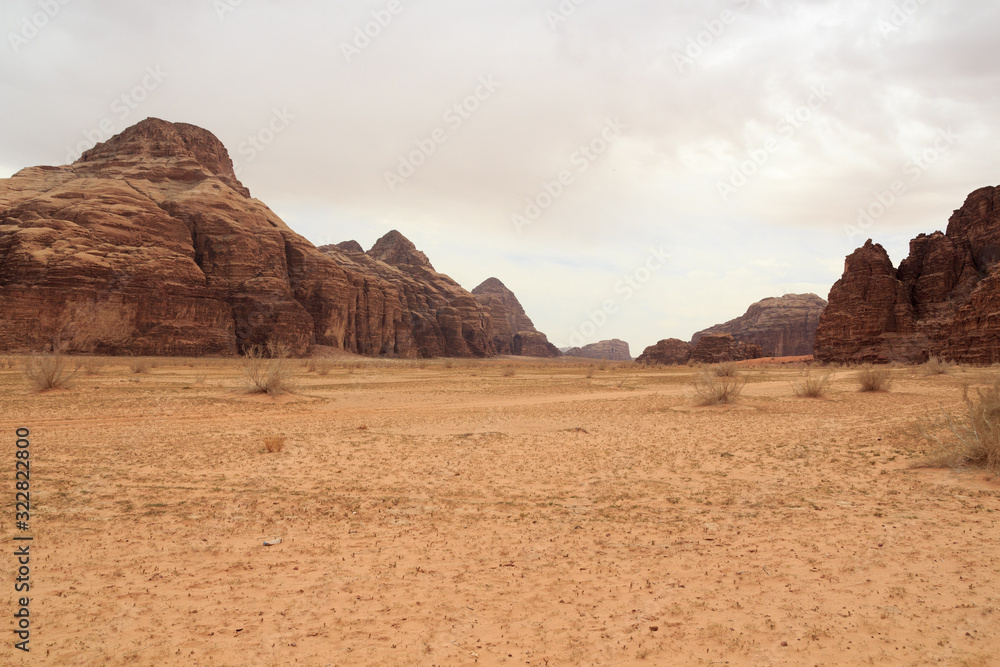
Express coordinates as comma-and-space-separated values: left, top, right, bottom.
2, 0, 997, 352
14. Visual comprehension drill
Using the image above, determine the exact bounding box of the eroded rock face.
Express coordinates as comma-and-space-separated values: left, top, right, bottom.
564, 339, 632, 361
636, 338, 693, 365
689, 334, 763, 364
318, 236, 496, 358
472, 278, 560, 357
0, 118, 498, 358
692, 294, 827, 357
815, 186, 1000, 364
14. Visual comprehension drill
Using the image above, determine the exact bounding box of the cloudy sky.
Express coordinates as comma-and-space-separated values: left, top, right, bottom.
1, 0, 997, 352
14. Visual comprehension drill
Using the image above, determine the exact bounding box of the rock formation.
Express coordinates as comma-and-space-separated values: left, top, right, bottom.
471, 278, 560, 357
0, 118, 543, 358
564, 339, 632, 361
317, 235, 495, 358
636, 338, 693, 365
689, 334, 763, 364
815, 185, 1000, 364
692, 294, 827, 357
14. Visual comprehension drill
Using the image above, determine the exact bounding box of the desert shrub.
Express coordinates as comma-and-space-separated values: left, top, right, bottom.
585, 365, 595, 379
443, 359, 454, 369
793, 373, 831, 398
918, 381, 1000, 474
24, 353, 76, 391
694, 370, 747, 406
712, 362, 739, 378
241, 343, 294, 396
129, 357, 152, 374
500, 365, 516, 377
857, 365, 892, 392
263, 435, 286, 453
315, 357, 334, 376
304, 358, 318, 373
923, 357, 954, 375
80, 357, 104, 375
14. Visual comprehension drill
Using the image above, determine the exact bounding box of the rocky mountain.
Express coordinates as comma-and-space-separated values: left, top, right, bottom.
564, 339, 632, 361
815, 185, 1000, 364
636, 338, 693, 365
471, 278, 560, 357
692, 294, 827, 357
0, 118, 541, 358
689, 334, 764, 364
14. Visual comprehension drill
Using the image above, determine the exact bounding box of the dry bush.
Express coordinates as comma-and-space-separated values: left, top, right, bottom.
443, 359, 455, 369
585, 365, 596, 379
711, 362, 739, 377
923, 356, 955, 375
80, 357, 105, 375
262, 435, 286, 453
129, 357, 152, 374
500, 365, 516, 377
693, 370, 747, 406
24, 353, 77, 391
857, 365, 892, 392
918, 381, 1000, 474
1, 356, 16, 370
793, 373, 831, 398
304, 358, 318, 373
241, 343, 294, 396
315, 358, 334, 376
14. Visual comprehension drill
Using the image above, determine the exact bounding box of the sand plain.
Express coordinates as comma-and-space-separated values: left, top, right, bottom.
1, 357, 998, 666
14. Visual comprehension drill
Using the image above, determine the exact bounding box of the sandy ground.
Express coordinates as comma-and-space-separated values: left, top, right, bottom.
1, 357, 998, 666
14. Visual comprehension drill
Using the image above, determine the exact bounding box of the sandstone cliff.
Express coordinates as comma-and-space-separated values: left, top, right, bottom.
471, 278, 560, 357
689, 334, 764, 364
0, 118, 503, 358
636, 339, 693, 365
815, 186, 1000, 364
564, 339, 632, 361
692, 294, 827, 357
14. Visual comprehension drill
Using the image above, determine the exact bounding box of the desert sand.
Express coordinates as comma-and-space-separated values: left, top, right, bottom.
2, 358, 998, 666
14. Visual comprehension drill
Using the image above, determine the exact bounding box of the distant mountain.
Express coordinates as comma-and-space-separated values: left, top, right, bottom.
564, 339, 632, 361
472, 278, 560, 357
692, 294, 827, 357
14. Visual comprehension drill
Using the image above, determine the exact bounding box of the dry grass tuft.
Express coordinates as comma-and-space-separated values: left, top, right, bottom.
793, 373, 831, 398
711, 362, 739, 377
500, 365, 516, 377
857, 365, 893, 392
917, 381, 1000, 474
923, 356, 955, 375
241, 343, 294, 396
262, 435, 286, 453
80, 357, 105, 375
24, 353, 77, 391
694, 370, 747, 406
129, 357, 152, 374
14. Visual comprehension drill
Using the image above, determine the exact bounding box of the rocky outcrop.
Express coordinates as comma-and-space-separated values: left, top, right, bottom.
0, 118, 502, 358
564, 339, 632, 361
471, 278, 560, 357
815, 186, 1000, 364
692, 294, 827, 357
318, 236, 495, 358
636, 339, 693, 365
689, 334, 763, 364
